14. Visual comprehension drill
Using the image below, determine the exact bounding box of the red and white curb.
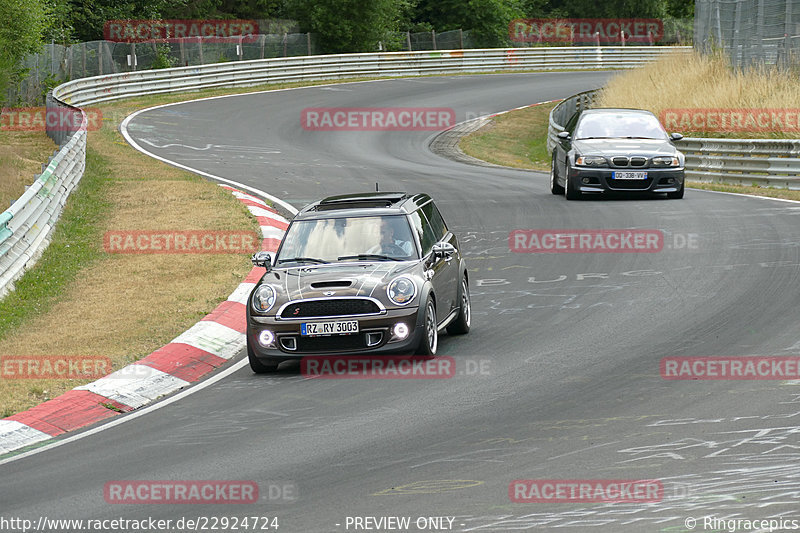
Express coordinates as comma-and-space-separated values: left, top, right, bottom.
0, 185, 289, 455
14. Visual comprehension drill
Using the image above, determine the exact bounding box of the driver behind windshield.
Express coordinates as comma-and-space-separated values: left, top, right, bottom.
367, 217, 413, 257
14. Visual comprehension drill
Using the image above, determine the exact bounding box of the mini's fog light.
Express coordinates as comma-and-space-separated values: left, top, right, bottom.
393, 323, 410, 340
259, 330, 275, 347
582, 177, 591, 184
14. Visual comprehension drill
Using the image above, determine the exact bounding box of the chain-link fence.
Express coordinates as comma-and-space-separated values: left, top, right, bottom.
695, 0, 800, 67
6, 33, 319, 105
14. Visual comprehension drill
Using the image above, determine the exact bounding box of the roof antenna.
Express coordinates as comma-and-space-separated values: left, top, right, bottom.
375, 182, 379, 192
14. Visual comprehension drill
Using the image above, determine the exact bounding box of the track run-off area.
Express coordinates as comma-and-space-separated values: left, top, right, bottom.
4, 72, 800, 532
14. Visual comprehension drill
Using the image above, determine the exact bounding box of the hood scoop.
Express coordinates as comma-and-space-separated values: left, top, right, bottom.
310, 280, 353, 289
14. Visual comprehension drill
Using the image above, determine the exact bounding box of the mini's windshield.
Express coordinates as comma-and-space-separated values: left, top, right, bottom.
277, 215, 418, 264
574, 113, 668, 140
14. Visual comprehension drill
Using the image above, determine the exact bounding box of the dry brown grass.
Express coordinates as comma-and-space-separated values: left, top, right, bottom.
459, 102, 557, 171
0, 98, 259, 416
0, 131, 56, 209
595, 50, 800, 138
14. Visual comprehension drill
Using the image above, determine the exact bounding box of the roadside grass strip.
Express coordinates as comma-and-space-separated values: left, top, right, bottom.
0, 186, 288, 455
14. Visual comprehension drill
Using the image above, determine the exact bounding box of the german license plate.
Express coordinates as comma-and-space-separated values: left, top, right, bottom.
301, 320, 359, 336
613, 171, 648, 180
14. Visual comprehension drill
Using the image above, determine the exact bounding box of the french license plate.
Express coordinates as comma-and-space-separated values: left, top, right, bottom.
613, 171, 648, 180
301, 320, 359, 336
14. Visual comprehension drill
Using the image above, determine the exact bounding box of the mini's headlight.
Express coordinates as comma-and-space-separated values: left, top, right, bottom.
651, 156, 680, 167
575, 155, 607, 167
387, 276, 416, 306
252, 285, 276, 313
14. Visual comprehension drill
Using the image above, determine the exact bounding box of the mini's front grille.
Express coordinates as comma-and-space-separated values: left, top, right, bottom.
295, 334, 369, 352
280, 299, 381, 319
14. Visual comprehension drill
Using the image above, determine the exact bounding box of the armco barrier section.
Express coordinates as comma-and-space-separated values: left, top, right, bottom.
0, 100, 86, 300
0, 46, 688, 300
547, 90, 800, 188
54, 47, 689, 106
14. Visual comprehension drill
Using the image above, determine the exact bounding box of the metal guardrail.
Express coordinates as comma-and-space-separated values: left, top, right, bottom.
0, 109, 86, 299
54, 47, 689, 106
0, 46, 688, 300
547, 90, 800, 189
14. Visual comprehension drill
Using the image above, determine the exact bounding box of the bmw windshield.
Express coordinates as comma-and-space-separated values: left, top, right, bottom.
276, 215, 419, 264
575, 112, 669, 140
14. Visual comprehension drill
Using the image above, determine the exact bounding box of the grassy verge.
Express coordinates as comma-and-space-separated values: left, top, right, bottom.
595, 50, 800, 139
0, 131, 56, 209
0, 91, 269, 416
458, 102, 557, 171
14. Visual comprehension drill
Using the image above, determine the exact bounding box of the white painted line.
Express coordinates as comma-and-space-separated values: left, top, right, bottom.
75, 366, 190, 409
227, 189, 268, 207
227, 282, 256, 305
170, 321, 245, 360
0, 421, 52, 455
248, 205, 288, 224
260, 225, 286, 241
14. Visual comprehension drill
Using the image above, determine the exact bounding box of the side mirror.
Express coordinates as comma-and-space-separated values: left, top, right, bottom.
557, 131, 571, 140
432, 242, 456, 262
670, 132, 684, 141
251, 251, 273, 270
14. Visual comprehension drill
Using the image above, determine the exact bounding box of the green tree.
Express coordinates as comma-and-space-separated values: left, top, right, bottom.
0, 0, 48, 104
414, 0, 524, 47
287, 0, 408, 53
558, 0, 666, 18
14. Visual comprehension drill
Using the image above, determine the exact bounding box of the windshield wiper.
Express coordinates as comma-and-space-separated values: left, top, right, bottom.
338, 254, 401, 262
277, 257, 329, 264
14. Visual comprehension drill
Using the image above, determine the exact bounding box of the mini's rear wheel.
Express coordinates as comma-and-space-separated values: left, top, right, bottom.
447, 276, 471, 335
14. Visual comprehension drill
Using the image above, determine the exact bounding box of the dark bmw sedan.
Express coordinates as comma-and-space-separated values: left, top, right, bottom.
550, 108, 685, 200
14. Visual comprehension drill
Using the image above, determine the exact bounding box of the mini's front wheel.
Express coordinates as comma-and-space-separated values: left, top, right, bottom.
416, 297, 438, 356
248, 342, 279, 373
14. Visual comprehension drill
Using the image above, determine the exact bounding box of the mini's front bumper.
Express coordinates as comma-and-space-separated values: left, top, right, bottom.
247, 305, 425, 361
568, 166, 685, 194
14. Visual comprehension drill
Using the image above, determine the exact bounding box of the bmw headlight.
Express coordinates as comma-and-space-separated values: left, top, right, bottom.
575, 155, 607, 167
387, 276, 417, 306
252, 285, 277, 313
651, 156, 680, 167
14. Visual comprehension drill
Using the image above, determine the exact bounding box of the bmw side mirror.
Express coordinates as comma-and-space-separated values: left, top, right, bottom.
670, 132, 684, 141
252, 251, 273, 270
557, 131, 571, 140
432, 242, 456, 262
